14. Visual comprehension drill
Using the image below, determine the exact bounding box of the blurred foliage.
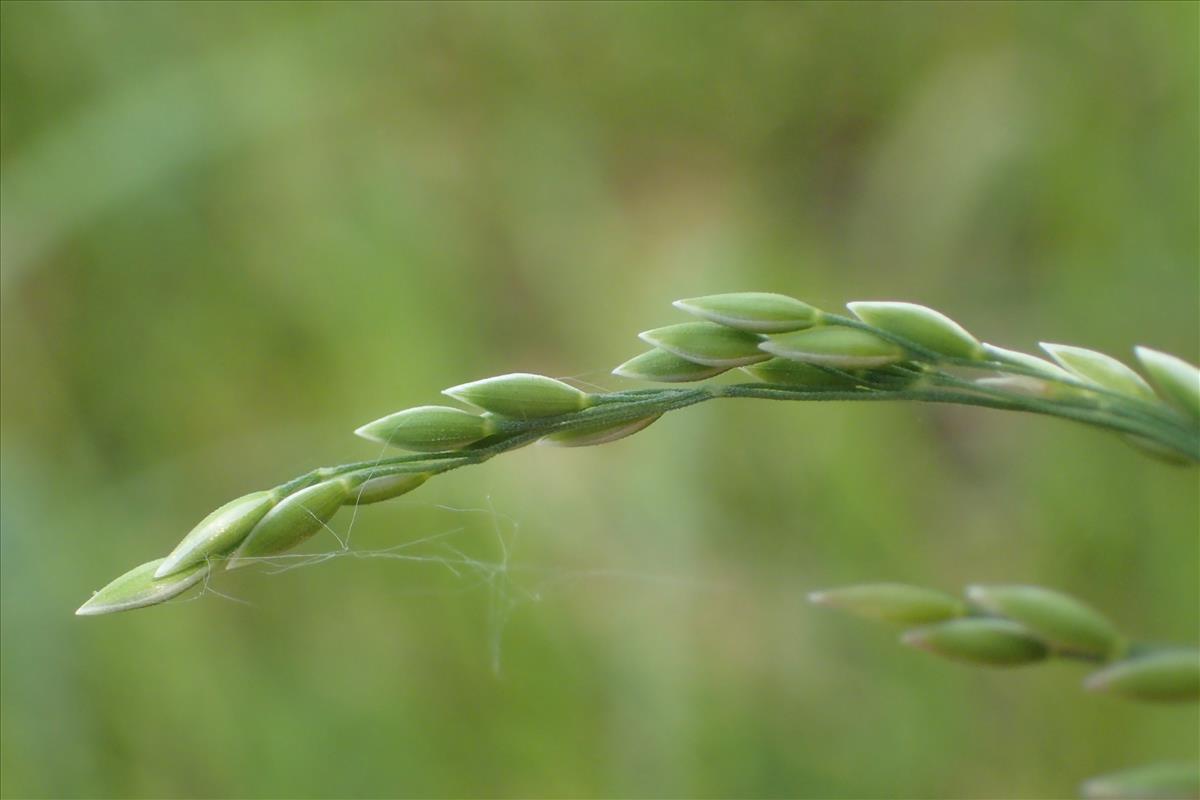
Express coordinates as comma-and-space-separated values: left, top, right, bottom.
1, 2, 1197, 798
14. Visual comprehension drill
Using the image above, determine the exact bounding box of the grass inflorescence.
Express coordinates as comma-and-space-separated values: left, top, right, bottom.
78, 292, 1200, 616
76, 291, 1199, 799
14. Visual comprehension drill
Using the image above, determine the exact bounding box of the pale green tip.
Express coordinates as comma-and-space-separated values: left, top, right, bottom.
672, 292, 820, 333
77, 558, 210, 616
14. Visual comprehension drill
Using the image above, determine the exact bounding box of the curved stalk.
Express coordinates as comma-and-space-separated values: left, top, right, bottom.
303, 377, 1197, 494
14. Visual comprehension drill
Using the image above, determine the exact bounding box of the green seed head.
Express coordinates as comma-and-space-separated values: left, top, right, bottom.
227, 479, 351, 568
639, 322, 768, 368
541, 414, 661, 447
742, 358, 865, 388
346, 472, 430, 505
808, 583, 967, 624
77, 558, 210, 616
847, 301, 983, 360
355, 405, 495, 452
1080, 762, 1200, 800
1084, 650, 1200, 703
966, 584, 1121, 659
153, 490, 279, 579
901, 618, 1049, 667
443, 373, 591, 419
612, 349, 730, 382
1135, 347, 1200, 418
1040, 343, 1156, 401
761, 327, 905, 368
672, 292, 821, 333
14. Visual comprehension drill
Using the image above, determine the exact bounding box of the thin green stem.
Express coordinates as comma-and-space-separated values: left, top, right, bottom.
271, 374, 1196, 504
918, 371, 1197, 458
285, 388, 716, 492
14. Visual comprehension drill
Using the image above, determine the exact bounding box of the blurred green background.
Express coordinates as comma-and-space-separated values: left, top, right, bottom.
2, 2, 1197, 798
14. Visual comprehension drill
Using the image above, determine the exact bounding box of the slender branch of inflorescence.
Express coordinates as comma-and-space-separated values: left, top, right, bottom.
283, 380, 1197, 496
76, 291, 1200, 616
806, 582, 1200, 799
806, 581, 1199, 701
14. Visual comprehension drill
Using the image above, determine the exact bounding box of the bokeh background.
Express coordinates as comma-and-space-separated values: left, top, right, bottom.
2, 2, 1197, 798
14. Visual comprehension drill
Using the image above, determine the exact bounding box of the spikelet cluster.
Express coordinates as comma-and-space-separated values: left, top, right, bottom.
78, 372, 601, 615
809, 582, 1199, 699
810, 582, 1200, 798
79, 292, 1199, 615
616, 292, 1200, 418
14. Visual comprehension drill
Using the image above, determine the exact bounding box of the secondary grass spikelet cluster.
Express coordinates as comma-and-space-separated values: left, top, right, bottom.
79, 292, 1200, 616
810, 582, 1199, 798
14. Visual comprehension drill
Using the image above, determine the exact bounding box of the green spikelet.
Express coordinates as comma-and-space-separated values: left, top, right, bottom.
612, 349, 730, 382
1040, 343, 1156, 401
639, 322, 768, 368
1135, 347, 1200, 418
966, 585, 1121, 659
355, 405, 495, 452
809, 583, 967, 624
541, 414, 661, 447
227, 479, 351, 568
981, 343, 1076, 382
672, 292, 820, 333
902, 618, 1049, 667
742, 358, 865, 388
1084, 650, 1200, 703
443, 373, 591, 418
346, 472, 430, 505
847, 301, 983, 359
154, 490, 279, 578
77, 558, 210, 616
761, 327, 905, 368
